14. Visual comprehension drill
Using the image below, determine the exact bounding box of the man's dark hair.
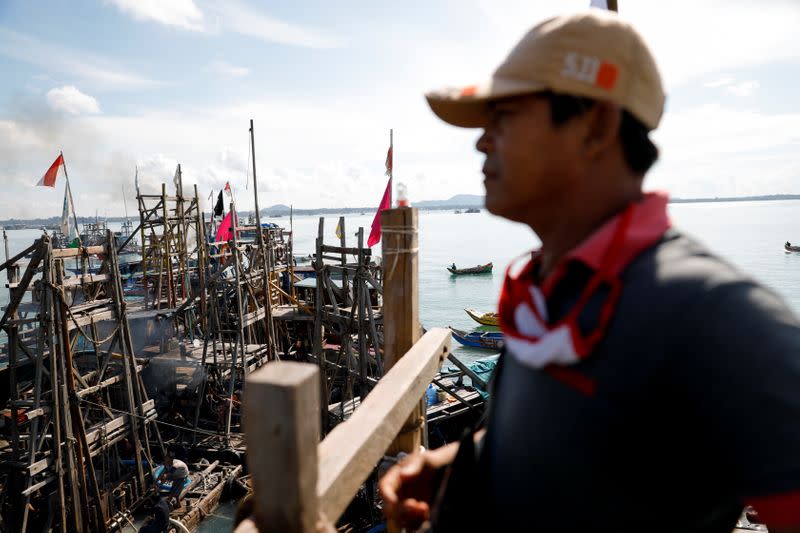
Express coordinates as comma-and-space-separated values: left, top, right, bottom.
541, 91, 659, 175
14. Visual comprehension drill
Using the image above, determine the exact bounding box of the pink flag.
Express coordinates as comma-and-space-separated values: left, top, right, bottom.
215, 211, 235, 242
367, 178, 392, 247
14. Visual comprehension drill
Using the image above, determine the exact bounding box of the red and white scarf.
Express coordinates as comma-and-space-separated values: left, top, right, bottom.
498, 192, 672, 369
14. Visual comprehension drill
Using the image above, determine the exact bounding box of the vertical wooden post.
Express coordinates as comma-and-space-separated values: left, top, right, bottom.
338, 216, 348, 303
380, 207, 424, 454
314, 217, 328, 434
245, 362, 320, 532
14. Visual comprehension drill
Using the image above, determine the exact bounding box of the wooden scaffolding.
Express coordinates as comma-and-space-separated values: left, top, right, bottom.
136, 165, 206, 314
0, 233, 163, 532
312, 216, 384, 432
188, 121, 292, 440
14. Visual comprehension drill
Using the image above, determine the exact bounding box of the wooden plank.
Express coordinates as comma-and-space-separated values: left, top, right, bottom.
75, 366, 146, 398
380, 207, 423, 454
245, 362, 320, 532
21, 475, 54, 496
28, 455, 53, 476
84, 415, 128, 446
317, 328, 450, 523
241, 307, 266, 327
61, 273, 110, 287
66, 309, 115, 331
52, 245, 105, 258
320, 245, 371, 256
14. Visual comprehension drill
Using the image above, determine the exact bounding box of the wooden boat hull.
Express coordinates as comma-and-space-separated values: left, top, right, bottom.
447, 262, 493, 275
465, 308, 499, 326
449, 327, 504, 350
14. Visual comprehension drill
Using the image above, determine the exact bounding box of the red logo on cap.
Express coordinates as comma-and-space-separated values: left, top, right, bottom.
460, 85, 477, 97
596, 62, 619, 90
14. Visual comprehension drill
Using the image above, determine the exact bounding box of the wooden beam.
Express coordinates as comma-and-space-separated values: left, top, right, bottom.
245, 362, 320, 532
317, 328, 450, 522
52, 245, 105, 258
446, 353, 488, 390
380, 207, 424, 454
0, 241, 37, 273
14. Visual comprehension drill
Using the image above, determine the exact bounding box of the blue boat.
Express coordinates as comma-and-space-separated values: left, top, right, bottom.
449, 327, 504, 350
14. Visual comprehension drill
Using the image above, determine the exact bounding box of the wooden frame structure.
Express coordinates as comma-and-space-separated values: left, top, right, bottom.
236, 207, 442, 532
312, 216, 384, 432
0, 233, 163, 532
136, 165, 206, 313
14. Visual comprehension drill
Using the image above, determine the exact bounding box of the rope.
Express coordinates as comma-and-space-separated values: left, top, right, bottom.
50, 285, 121, 345
79, 398, 231, 439
381, 226, 418, 278
380, 227, 417, 236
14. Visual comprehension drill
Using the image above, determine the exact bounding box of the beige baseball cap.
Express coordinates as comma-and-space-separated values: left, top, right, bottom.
425, 10, 665, 130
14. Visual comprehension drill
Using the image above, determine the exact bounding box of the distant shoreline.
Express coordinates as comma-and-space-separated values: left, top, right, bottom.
2, 194, 800, 230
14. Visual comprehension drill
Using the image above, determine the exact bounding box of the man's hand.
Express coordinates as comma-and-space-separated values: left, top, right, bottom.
378, 442, 460, 529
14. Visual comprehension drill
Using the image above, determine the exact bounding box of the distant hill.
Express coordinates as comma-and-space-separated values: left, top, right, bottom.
257, 195, 484, 217
415, 194, 484, 208
261, 204, 292, 216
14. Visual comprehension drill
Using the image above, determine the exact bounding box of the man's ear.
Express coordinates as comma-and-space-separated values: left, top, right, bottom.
583, 101, 622, 158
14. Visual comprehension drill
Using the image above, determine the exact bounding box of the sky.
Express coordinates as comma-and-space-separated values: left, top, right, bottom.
0, 0, 799, 219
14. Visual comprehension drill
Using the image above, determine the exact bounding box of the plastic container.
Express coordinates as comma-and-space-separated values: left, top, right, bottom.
425, 383, 437, 406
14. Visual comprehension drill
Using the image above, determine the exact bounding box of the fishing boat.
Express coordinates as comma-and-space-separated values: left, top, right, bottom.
465, 207, 480, 213
785, 241, 800, 252
449, 327, 504, 350
447, 262, 493, 275
465, 308, 499, 326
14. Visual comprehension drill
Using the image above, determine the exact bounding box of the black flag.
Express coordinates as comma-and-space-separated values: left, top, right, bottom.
214, 190, 224, 218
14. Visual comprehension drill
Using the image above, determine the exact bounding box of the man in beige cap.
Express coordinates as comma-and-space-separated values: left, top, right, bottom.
380, 10, 800, 532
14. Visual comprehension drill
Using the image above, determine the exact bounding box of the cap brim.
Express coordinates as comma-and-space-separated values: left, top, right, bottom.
425, 77, 548, 128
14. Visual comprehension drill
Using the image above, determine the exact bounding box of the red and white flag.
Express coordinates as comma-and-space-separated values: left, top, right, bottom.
36, 154, 65, 187
224, 181, 232, 196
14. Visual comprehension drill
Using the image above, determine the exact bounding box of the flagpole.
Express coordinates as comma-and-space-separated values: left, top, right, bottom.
60, 151, 82, 246
389, 129, 393, 207
250, 119, 264, 244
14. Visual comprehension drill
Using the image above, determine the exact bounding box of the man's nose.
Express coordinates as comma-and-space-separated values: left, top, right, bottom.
476, 130, 493, 154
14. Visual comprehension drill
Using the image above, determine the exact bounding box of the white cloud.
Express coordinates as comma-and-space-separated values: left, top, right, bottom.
204, 1, 341, 49
108, 0, 204, 31
649, 104, 800, 197
208, 60, 250, 78
0, 27, 164, 90
726, 80, 760, 97
704, 77, 733, 88
46, 86, 101, 115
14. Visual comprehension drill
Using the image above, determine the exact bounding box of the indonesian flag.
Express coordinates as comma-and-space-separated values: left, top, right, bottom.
224, 181, 232, 196
384, 146, 393, 177
367, 178, 392, 247
36, 154, 64, 187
